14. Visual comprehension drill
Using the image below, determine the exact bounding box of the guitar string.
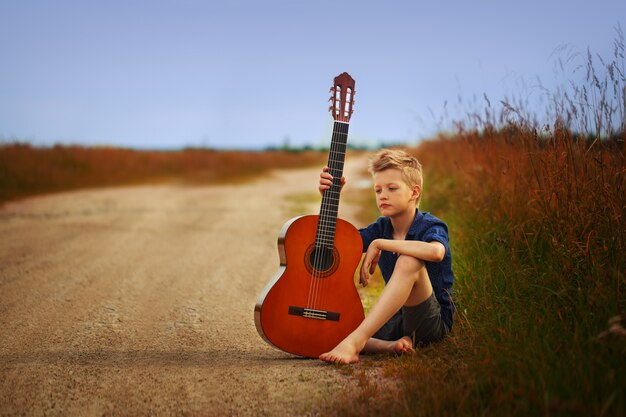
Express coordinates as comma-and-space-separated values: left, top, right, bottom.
311, 127, 335, 311
318, 122, 344, 311
308, 121, 338, 310
308, 120, 337, 310
307, 121, 330, 310
310, 120, 347, 311
326, 122, 349, 310
327, 122, 349, 310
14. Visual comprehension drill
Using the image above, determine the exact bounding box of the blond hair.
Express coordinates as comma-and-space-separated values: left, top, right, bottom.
368, 149, 423, 207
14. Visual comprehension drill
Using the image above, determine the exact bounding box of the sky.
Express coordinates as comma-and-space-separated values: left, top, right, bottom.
1, 0, 624, 150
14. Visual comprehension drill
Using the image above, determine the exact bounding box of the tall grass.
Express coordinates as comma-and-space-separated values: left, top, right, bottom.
320, 31, 625, 416
0, 144, 326, 203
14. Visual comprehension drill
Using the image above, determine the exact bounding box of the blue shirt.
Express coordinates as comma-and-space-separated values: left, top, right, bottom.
359, 210, 455, 329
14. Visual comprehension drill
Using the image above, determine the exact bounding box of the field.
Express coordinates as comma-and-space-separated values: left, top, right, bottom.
4, 131, 622, 416
0, 144, 327, 203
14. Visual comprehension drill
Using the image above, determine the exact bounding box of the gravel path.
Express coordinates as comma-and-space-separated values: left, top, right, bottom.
0, 155, 371, 416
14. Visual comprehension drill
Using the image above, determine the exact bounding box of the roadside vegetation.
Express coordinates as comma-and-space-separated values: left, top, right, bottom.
321, 30, 625, 416
0, 145, 327, 204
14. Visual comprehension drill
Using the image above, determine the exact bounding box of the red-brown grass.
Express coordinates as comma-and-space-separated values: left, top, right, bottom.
0, 144, 327, 203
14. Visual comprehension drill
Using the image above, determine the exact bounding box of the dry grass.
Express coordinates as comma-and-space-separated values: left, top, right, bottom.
0, 144, 327, 203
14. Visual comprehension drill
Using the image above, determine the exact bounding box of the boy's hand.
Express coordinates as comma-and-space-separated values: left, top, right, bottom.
319, 166, 346, 195
360, 240, 382, 287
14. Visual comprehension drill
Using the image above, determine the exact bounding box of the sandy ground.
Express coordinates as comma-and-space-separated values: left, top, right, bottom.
0, 155, 373, 416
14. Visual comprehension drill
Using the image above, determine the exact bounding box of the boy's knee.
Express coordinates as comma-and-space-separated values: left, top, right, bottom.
395, 255, 424, 274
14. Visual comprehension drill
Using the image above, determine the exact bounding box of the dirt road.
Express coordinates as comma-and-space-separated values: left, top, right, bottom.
0, 155, 371, 416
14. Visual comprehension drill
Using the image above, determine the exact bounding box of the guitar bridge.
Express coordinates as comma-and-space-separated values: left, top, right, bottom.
288, 306, 340, 321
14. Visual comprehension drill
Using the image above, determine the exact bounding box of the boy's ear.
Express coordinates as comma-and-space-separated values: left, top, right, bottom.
411, 184, 421, 201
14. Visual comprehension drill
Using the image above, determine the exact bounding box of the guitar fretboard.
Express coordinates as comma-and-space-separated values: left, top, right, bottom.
315, 120, 349, 248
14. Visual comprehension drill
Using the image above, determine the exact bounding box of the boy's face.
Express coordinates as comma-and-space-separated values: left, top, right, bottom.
373, 168, 420, 217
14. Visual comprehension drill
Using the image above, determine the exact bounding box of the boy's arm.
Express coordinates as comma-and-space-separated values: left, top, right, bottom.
372, 239, 445, 262
359, 239, 445, 287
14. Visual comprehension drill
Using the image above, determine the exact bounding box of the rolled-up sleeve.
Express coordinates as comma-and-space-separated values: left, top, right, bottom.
422, 225, 450, 256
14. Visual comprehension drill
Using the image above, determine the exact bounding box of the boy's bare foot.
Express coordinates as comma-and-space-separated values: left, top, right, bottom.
360, 336, 415, 356
393, 336, 415, 355
319, 338, 361, 364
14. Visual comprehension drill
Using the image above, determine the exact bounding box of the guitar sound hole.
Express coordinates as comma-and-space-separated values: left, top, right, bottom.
310, 246, 334, 271
305, 244, 339, 278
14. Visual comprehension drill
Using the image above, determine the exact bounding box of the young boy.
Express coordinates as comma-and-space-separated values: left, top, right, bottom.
318, 149, 454, 364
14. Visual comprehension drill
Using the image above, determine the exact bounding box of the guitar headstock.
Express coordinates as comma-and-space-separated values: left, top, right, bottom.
329, 72, 355, 122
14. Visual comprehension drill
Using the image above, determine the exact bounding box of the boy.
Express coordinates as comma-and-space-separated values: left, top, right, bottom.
317, 149, 454, 364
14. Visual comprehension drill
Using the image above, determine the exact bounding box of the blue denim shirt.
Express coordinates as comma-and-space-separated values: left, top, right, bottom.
359, 210, 455, 329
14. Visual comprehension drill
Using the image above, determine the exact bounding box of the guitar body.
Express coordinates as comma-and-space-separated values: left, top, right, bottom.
254, 215, 365, 358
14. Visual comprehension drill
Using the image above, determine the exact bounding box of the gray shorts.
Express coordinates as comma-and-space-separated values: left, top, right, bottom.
372, 293, 450, 346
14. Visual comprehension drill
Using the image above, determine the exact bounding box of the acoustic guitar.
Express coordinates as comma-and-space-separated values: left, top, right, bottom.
254, 72, 365, 358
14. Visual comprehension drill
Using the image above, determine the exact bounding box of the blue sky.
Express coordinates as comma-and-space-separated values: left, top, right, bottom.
1, 1, 624, 149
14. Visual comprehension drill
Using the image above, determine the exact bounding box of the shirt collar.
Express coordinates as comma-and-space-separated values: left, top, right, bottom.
382, 209, 423, 240
407, 209, 424, 238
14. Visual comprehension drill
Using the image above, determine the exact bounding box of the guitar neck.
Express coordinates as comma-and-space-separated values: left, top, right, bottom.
316, 120, 350, 248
